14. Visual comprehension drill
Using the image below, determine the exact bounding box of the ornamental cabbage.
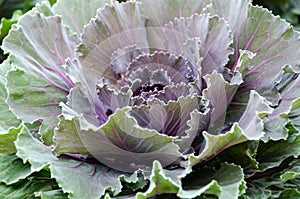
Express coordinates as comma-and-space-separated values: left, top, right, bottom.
0, 0, 300, 198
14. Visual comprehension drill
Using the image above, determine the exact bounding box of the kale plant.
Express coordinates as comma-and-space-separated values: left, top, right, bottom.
0, 0, 299, 198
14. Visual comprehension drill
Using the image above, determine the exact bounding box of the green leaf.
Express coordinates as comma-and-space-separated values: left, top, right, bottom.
0, 60, 21, 132
244, 158, 300, 198
279, 189, 300, 199
0, 154, 31, 185
2, 11, 77, 143
217, 141, 259, 169
137, 162, 245, 199
36, 190, 68, 199
189, 123, 247, 167
6, 69, 67, 145
0, 177, 54, 199
136, 161, 180, 198
0, 125, 22, 154
255, 135, 300, 171
2, 13, 77, 89
179, 163, 245, 199
14, 125, 131, 199
54, 106, 181, 173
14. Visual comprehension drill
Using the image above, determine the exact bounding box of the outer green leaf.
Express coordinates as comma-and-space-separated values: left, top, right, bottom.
0, 125, 22, 154
6, 69, 67, 144
244, 159, 300, 198
179, 163, 245, 199
189, 123, 247, 167
15, 126, 127, 199
36, 190, 67, 199
2, 13, 76, 89
54, 106, 181, 173
52, 0, 110, 35
136, 161, 180, 198
0, 154, 31, 185
0, 60, 21, 132
137, 162, 245, 199
15, 126, 57, 172
217, 141, 259, 169
0, 177, 54, 199
279, 189, 300, 199
287, 80, 300, 132
255, 135, 300, 171
2, 11, 77, 143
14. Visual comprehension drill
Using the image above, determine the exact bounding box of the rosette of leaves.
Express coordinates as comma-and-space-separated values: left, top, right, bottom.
0, 0, 300, 198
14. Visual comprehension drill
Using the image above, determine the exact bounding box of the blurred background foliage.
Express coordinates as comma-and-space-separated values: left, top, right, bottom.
253, 0, 300, 30
0, 0, 300, 63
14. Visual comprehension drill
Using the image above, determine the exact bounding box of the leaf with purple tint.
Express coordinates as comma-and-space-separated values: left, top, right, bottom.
14, 126, 127, 199
97, 83, 131, 115
2, 13, 77, 91
189, 123, 247, 167
54, 107, 181, 173
154, 83, 199, 104
190, 91, 273, 166
127, 67, 171, 100
203, 71, 242, 135
52, 0, 110, 35
238, 91, 273, 140
210, 2, 300, 105
67, 83, 100, 126
139, 0, 210, 28
163, 14, 233, 75
77, 1, 149, 87
111, 45, 146, 74
128, 52, 197, 84
0, 60, 21, 132
6, 69, 67, 145
205, 0, 249, 34
131, 95, 206, 152
264, 70, 300, 140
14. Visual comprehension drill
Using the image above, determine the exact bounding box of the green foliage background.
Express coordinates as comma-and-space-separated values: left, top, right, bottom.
253, 0, 300, 30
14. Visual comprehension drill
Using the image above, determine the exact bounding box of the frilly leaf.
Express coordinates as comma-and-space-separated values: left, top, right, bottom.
164, 14, 233, 75
52, 0, 110, 35
54, 106, 181, 173
0, 60, 21, 132
0, 154, 31, 185
137, 161, 245, 199
6, 69, 66, 145
14, 125, 126, 199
